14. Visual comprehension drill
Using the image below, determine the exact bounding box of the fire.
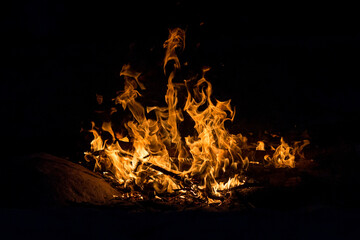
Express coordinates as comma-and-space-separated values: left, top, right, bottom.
84, 28, 309, 203
256, 141, 265, 151
263, 138, 310, 168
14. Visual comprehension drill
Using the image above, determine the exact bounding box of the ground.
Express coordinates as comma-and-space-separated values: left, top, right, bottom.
1, 153, 359, 239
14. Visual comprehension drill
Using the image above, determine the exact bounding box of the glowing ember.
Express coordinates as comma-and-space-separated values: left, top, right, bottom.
84, 28, 309, 203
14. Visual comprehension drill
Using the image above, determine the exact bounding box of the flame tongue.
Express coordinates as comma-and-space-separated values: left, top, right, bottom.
183, 69, 249, 197
84, 28, 308, 203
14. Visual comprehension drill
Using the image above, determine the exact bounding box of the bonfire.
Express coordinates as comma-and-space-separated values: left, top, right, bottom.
83, 28, 309, 204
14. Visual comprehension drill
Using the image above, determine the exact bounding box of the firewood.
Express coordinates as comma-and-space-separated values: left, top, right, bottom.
142, 162, 184, 182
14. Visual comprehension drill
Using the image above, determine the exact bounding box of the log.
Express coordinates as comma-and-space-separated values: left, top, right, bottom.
142, 162, 184, 182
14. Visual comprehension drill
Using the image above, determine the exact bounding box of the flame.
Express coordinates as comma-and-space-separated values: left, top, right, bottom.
84, 28, 309, 202
264, 138, 295, 168
256, 141, 265, 151
263, 138, 309, 168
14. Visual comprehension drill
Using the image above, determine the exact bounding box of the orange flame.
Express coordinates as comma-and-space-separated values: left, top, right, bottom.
84, 28, 309, 202
263, 138, 309, 168
256, 141, 265, 151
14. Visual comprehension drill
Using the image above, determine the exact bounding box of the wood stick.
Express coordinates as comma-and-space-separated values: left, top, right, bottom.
142, 162, 184, 182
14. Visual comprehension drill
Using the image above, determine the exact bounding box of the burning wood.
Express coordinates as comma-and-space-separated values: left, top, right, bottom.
82, 28, 310, 204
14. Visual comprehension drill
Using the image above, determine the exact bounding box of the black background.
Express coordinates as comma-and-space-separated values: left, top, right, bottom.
2, 1, 360, 238
2, 1, 360, 158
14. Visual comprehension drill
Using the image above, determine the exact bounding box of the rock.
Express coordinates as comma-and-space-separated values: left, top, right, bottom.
1, 153, 121, 207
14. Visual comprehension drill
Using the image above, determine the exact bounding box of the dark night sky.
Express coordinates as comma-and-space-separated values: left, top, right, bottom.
2, 1, 360, 158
